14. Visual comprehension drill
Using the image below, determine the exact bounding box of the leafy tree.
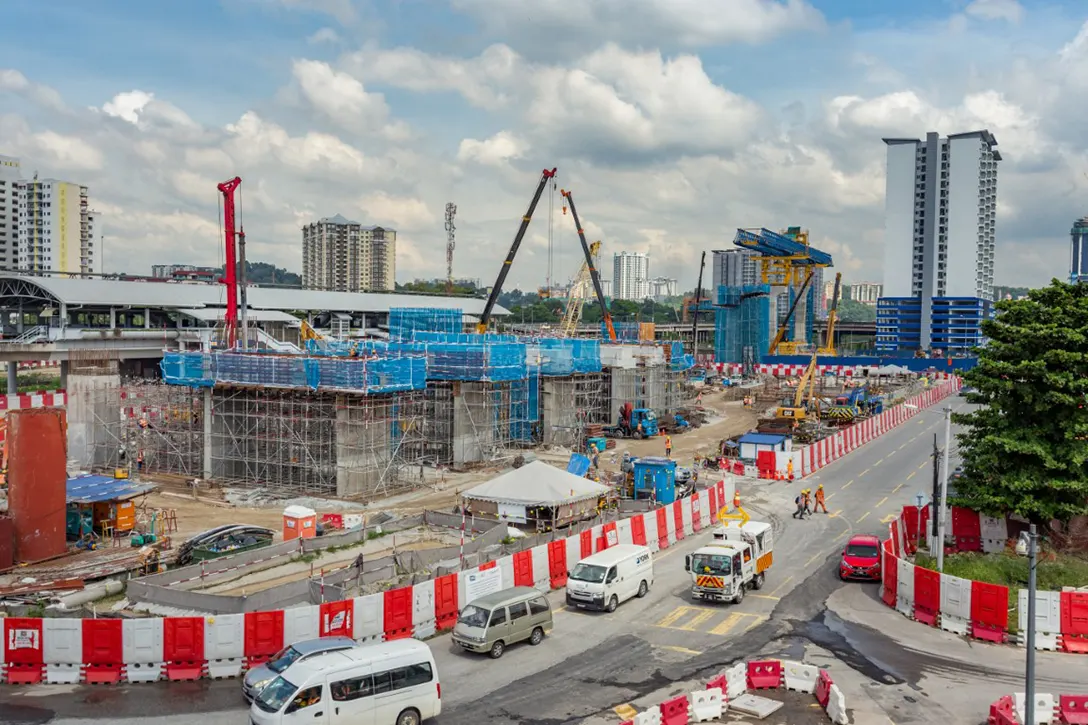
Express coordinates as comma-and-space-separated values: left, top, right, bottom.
951, 280, 1088, 525
835, 299, 876, 323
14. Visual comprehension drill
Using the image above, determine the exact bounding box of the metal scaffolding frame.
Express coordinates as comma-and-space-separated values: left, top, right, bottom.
541, 373, 610, 448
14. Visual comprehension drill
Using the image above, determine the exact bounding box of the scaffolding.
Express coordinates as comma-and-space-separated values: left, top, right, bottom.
541, 373, 610, 447
715, 284, 772, 364
533, 338, 602, 376
388, 336, 527, 382
388, 307, 463, 341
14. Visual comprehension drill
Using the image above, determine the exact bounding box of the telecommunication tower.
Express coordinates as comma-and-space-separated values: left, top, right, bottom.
445, 203, 457, 294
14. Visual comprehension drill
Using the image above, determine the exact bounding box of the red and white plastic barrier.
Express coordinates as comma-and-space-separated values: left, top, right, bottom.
709, 362, 959, 379
15, 361, 61, 370
0, 479, 736, 685
616, 658, 848, 725
987, 692, 1088, 725
880, 506, 1088, 656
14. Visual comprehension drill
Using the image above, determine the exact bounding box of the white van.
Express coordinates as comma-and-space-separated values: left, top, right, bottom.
565, 544, 654, 612
249, 639, 440, 725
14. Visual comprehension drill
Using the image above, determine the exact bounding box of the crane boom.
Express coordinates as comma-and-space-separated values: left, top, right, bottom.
217, 176, 242, 349
560, 189, 616, 342
768, 268, 814, 355
559, 241, 601, 336
476, 168, 557, 334
692, 251, 706, 359
817, 272, 842, 355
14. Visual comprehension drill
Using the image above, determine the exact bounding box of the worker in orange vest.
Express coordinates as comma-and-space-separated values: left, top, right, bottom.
786, 458, 794, 480
665, 435, 672, 458
801, 489, 812, 518
814, 484, 828, 513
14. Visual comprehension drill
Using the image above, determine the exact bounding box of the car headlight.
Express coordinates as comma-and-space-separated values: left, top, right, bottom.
250, 678, 272, 692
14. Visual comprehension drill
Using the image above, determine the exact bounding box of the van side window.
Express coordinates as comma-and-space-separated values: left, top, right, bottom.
509, 602, 529, 620
290, 685, 322, 710
404, 663, 433, 688
528, 597, 549, 615
606, 567, 617, 583
489, 607, 507, 626
372, 671, 392, 695
361, 664, 433, 696
331, 675, 372, 701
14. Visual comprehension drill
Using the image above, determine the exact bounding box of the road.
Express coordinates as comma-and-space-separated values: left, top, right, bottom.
3, 395, 1087, 725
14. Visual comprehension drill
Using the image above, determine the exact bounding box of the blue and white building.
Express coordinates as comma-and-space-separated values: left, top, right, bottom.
1072, 216, 1088, 284
877, 130, 999, 354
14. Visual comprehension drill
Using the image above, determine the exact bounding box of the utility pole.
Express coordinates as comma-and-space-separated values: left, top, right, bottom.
931, 433, 940, 540
936, 406, 952, 572
1025, 523, 1038, 725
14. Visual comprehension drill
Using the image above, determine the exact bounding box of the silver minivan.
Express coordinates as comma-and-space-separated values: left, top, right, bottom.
451, 586, 552, 659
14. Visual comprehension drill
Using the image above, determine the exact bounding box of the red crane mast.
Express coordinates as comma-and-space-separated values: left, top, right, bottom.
217, 176, 242, 348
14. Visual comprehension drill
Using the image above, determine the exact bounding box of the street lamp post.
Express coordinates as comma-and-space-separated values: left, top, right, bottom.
936, 405, 952, 572
1025, 523, 1038, 725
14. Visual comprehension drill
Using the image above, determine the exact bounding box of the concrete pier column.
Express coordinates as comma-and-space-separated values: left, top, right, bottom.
7, 361, 18, 394
203, 388, 213, 480
59, 359, 69, 390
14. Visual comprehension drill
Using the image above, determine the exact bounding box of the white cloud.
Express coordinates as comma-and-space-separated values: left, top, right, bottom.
307, 27, 341, 45
224, 111, 370, 177
964, 0, 1024, 24
290, 59, 410, 140
31, 130, 104, 171
457, 131, 527, 166
357, 192, 435, 230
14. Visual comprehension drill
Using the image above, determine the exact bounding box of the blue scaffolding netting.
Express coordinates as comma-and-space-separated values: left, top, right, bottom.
715, 284, 771, 364
510, 366, 540, 441
385, 341, 528, 382
160, 352, 427, 394
667, 341, 696, 371
388, 307, 463, 341
535, 338, 602, 376
604, 321, 641, 342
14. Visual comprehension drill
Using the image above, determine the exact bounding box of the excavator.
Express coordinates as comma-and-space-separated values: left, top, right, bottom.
775, 351, 820, 422
476, 168, 558, 334
559, 240, 602, 337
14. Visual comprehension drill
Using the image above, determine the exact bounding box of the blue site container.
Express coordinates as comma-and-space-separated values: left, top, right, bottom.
632, 457, 677, 504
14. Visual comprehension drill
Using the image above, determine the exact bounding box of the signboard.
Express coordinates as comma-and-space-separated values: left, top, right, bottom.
464, 565, 504, 603
497, 503, 527, 524
9, 628, 39, 650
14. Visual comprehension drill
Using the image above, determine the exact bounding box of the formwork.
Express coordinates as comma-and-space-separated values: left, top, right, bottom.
715, 284, 772, 364
609, 367, 672, 423
541, 373, 610, 448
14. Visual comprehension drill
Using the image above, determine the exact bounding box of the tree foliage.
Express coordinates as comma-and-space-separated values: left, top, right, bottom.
951, 280, 1088, 524
836, 299, 876, 323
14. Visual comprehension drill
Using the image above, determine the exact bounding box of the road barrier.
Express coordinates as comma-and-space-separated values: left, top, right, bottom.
614, 658, 848, 725
880, 507, 1088, 656
986, 692, 1088, 724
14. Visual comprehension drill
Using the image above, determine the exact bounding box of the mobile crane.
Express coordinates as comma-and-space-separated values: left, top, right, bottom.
816, 272, 842, 356
559, 240, 602, 336
476, 168, 558, 334
217, 177, 243, 349
560, 188, 617, 341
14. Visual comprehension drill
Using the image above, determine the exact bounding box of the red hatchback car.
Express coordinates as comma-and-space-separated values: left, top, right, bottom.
839, 534, 882, 581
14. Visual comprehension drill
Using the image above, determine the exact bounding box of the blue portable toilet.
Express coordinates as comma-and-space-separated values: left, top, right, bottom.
632, 456, 677, 504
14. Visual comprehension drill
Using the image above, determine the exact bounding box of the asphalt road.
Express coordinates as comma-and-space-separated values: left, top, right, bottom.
4, 394, 1085, 725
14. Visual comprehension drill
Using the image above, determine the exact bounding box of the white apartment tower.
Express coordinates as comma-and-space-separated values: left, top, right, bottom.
17, 176, 102, 276
302, 214, 396, 292
0, 155, 20, 270
881, 130, 999, 350
612, 251, 650, 301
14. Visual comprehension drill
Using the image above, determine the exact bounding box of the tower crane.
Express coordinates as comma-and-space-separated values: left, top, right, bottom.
476, 168, 557, 334
559, 241, 602, 337
560, 188, 617, 342
444, 203, 457, 294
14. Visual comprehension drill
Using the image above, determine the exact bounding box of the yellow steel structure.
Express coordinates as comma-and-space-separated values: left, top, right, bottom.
559, 241, 602, 337
775, 351, 820, 421
817, 272, 843, 356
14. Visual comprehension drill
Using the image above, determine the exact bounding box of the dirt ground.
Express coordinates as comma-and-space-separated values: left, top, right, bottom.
140, 385, 761, 544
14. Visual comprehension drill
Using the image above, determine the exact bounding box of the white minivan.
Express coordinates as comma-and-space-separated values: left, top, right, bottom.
249, 639, 440, 725
565, 544, 654, 612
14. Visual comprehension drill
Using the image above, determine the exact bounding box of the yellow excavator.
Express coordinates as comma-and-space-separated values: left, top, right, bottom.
775, 351, 820, 421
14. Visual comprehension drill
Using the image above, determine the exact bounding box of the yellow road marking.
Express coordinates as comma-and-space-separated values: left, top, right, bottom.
893, 482, 905, 492
880, 514, 897, 524
655, 606, 696, 628
749, 594, 780, 601
834, 530, 847, 541
904, 470, 915, 482
655, 606, 716, 632
876, 496, 888, 508
829, 509, 843, 518
660, 645, 703, 656
709, 612, 763, 636
614, 704, 639, 720
856, 512, 870, 523
842, 479, 855, 489
826, 493, 836, 501
768, 575, 794, 597
898, 443, 908, 451
804, 551, 824, 567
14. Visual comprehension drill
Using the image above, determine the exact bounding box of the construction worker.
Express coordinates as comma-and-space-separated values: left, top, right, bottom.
801, 489, 812, 518
665, 435, 672, 458
786, 458, 794, 480
814, 484, 828, 513
793, 492, 805, 519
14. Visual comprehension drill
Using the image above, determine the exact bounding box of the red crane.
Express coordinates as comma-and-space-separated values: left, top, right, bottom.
217, 176, 242, 348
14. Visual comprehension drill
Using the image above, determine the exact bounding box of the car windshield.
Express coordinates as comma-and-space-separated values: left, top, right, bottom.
266, 645, 302, 674
692, 554, 731, 575
846, 544, 879, 559
255, 675, 298, 712
458, 605, 490, 628
570, 563, 608, 583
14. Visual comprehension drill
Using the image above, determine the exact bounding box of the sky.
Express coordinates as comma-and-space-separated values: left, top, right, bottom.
2, 0, 1087, 293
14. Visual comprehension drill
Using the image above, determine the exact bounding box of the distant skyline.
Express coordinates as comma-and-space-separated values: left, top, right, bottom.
2, 0, 1086, 291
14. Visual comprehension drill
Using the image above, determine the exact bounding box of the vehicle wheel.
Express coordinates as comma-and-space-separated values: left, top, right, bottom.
529, 627, 544, 646
606, 595, 619, 613
396, 709, 422, 725
753, 573, 765, 590
734, 585, 745, 605
637, 580, 649, 598
489, 640, 505, 659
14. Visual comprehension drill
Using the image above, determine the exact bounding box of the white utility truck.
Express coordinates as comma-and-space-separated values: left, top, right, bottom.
684, 520, 774, 604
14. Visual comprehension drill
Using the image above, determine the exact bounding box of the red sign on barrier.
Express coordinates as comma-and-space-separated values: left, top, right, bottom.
82, 619, 124, 684
478, 560, 497, 571
901, 506, 920, 553
913, 567, 941, 626
320, 600, 354, 638
1061, 591, 1088, 654
580, 528, 593, 559
163, 617, 205, 681
244, 610, 284, 667
951, 507, 982, 552
1059, 694, 1088, 724
747, 659, 782, 689
631, 515, 647, 546
656, 507, 670, 550
434, 574, 459, 631
3, 617, 44, 684
383, 588, 413, 641
881, 543, 897, 608
708, 487, 719, 521
602, 522, 619, 550
658, 694, 690, 725
513, 550, 534, 587
970, 580, 1009, 643
672, 501, 685, 541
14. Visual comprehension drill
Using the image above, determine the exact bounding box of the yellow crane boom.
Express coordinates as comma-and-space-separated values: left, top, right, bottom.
817, 272, 842, 356
559, 241, 601, 336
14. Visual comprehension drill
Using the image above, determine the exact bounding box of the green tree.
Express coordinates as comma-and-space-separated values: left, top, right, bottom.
835, 299, 876, 323
951, 280, 1088, 525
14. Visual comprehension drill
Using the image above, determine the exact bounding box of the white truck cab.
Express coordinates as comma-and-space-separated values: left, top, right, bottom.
685, 521, 773, 604
566, 544, 654, 613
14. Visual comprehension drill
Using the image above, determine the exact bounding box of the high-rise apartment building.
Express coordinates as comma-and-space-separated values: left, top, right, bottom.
848, 281, 883, 306
711, 249, 760, 290
301, 214, 396, 292
17, 176, 102, 276
0, 155, 21, 270
1072, 217, 1088, 284
878, 130, 999, 353
612, 251, 650, 301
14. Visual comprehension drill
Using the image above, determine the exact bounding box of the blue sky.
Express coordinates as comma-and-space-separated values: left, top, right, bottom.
1, 0, 1086, 288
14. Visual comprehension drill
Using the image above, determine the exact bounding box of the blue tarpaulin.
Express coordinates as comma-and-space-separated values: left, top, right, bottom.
567, 453, 591, 477
66, 474, 157, 504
